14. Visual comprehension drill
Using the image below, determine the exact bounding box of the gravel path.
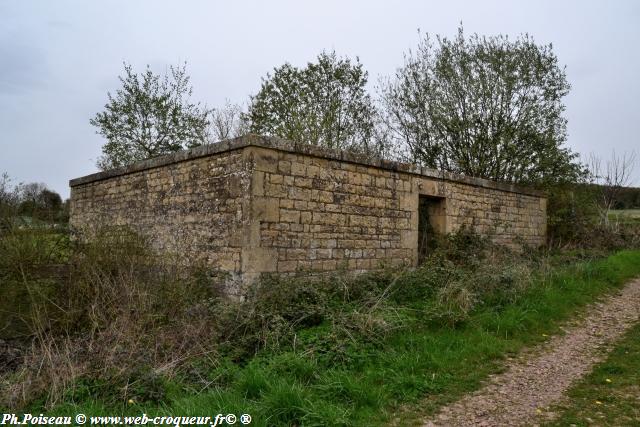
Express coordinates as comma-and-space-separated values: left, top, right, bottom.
423, 278, 640, 427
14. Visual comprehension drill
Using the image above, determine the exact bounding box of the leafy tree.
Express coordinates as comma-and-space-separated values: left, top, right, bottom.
380, 26, 582, 185
0, 176, 67, 224
612, 186, 640, 210
16, 183, 65, 222
18, 182, 48, 205
37, 189, 63, 213
91, 63, 211, 170
247, 51, 381, 154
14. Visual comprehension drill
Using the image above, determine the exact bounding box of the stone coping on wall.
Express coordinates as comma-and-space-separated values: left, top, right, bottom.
69, 134, 545, 197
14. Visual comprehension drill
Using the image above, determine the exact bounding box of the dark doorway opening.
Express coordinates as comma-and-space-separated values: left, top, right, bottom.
418, 195, 446, 264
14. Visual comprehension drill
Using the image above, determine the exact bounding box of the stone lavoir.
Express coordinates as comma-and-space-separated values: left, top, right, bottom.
70, 135, 546, 294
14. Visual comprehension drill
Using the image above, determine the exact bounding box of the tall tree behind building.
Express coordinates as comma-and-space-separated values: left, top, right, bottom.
247, 51, 384, 155
380, 26, 582, 185
91, 63, 211, 170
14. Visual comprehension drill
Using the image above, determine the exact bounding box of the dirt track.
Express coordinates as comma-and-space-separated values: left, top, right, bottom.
423, 278, 640, 427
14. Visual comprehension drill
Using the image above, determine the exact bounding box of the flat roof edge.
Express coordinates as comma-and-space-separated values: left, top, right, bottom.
69, 134, 545, 197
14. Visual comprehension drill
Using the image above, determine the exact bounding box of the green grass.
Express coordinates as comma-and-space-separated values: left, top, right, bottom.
39, 250, 640, 426
546, 322, 640, 426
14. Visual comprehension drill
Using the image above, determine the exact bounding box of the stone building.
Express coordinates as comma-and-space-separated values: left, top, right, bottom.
70, 135, 546, 291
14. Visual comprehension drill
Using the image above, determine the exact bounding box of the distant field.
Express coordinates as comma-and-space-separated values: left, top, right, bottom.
608, 209, 640, 224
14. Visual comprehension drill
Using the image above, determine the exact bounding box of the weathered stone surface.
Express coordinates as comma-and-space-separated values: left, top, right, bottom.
70, 150, 250, 281
70, 135, 546, 292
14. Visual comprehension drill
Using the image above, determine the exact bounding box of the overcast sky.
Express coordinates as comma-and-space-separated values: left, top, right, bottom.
1, 0, 638, 198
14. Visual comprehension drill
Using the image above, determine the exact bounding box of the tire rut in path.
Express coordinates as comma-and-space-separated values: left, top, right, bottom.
423, 278, 640, 427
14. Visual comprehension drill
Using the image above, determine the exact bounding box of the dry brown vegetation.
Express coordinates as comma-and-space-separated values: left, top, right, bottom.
0, 226, 547, 409
1, 207, 639, 417
1, 229, 226, 407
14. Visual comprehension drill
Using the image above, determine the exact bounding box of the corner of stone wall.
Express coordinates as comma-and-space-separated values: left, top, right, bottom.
237, 146, 279, 295
399, 179, 419, 267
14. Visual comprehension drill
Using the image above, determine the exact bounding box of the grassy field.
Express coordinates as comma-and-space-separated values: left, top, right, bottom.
546, 322, 640, 426
33, 249, 640, 426
608, 209, 640, 224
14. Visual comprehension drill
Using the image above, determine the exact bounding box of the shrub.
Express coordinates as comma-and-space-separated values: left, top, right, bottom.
0, 227, 226, 408
0, 222, 635, 411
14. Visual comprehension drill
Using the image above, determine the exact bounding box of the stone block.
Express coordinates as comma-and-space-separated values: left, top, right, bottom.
278, 160, 291, 175
280, 209, 301, 223
291, 162, 306, 176
253, 147, 278, 173
278, 260, 298, 272
300, 211, 312, 224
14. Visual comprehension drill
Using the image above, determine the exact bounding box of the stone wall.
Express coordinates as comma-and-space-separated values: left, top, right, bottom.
70, 148, 252, 284
70, 135, 547, 290
249, 146, 546, 275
